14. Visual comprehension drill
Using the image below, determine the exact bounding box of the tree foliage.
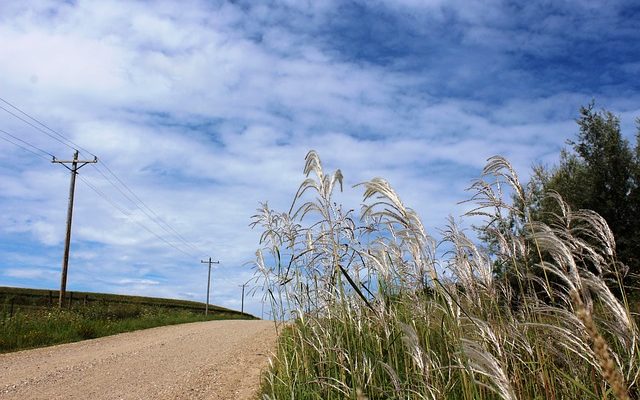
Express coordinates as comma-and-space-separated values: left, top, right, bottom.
527, 103, 640, 284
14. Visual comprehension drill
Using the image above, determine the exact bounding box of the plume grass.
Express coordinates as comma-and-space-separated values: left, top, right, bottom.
256, 151, 639, 399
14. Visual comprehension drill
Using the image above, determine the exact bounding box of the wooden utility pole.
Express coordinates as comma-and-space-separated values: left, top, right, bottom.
52, 150, 97, 308
239, 282, 247, 314
200, 257, 219, 315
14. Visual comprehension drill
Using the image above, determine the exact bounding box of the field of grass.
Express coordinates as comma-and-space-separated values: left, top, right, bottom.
0, 286, 254, 353
255, 151, 638, 400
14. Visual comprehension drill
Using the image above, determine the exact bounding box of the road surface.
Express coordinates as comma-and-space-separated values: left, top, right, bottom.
0, 320, 277, 400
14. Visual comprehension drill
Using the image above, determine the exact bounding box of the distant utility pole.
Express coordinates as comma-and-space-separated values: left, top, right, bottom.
239, 282, 248, 314
201, 257, 219, 315
52, 150, 97, 308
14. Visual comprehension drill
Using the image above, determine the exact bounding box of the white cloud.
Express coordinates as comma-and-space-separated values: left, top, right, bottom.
4, 266, 58, 280
0, 0, 637, 316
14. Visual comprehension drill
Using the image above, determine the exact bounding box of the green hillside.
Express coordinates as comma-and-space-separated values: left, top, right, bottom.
0, 286, 256, 353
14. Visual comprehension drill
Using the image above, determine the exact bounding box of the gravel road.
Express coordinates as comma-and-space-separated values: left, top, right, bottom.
0, 320, 277, 400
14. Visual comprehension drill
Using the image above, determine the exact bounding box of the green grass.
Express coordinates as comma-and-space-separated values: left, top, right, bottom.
255, 152, 638, 400
0, 286, 255, 353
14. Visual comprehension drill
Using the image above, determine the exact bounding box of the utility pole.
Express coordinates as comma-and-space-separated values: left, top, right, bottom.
200, 257, 219, 315
52, 150, 97, 308
239, 282, 247, 314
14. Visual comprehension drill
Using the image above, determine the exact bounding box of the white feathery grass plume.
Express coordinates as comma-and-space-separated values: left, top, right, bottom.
483, 156, 526, 206
542, 192, 618, 276
305, 229, 314, 252
400, 322, 428, 375
461, 339, 517, 400
359, 177, 437, 282
487, 226, 527, 261
464, 156, 524, 224
544, 191, 572, 229
303, 150, 324, 181
325, 168, 344, 198
438, 282, 462, 323
289, 153, 346, 253
380, 362, 402, 395
364, 248, 391, 283
572, 209, 616, 256
255, 249, 267, 275
530, 222, 583, 293
537, 260, 580, 302
527, 306, 599, 369
582, 271, 636, 345
442, 220, 494, 299
466, 317, 505, 359
571, 291, 631, 400
251, 202, 284, 247
569, 209, 618, 275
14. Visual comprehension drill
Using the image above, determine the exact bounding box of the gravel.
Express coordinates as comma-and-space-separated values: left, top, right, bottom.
0, 320, 277, 400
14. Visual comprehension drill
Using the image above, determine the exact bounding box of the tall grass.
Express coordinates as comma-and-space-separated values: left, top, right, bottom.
254, 151, 639, 399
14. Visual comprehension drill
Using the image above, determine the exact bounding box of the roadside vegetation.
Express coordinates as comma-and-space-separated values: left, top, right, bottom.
255, 115, 639, 399
0, 287, 254, 353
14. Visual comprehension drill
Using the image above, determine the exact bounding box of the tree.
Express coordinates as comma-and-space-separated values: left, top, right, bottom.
531, 103, 640, 285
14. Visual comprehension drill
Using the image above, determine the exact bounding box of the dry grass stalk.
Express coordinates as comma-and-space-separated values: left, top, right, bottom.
256, 151, 639, 399
571, 290, 631, 400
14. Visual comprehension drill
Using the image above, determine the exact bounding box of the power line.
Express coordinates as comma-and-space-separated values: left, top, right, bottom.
80, 173, 197, 258
0, 97, 203, 256
0, 104, 77, 152
80, 173, 200, 260
0, 133, 51, 161
92, 162, 203, 255
100, 159, 203, 254
91, 164, 139, 206
0, 127, 199, 269
0, 96, 95, 157
78, 175, 198, 260
90, 163, 202, 254
78, 175, 132, 217
0, 127, 54, 158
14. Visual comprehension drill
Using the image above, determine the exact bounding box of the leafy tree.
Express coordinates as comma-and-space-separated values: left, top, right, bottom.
528, 103, 640, 285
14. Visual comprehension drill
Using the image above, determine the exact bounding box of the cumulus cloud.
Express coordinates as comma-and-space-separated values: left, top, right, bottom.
0, 0, 638, 316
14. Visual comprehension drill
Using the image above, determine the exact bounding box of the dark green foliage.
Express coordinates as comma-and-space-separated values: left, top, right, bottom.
488, 103, 640, 294
527, 104, 640, 284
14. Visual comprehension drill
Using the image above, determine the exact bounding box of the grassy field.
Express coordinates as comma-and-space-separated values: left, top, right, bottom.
255, 151, 638, 400
0, 286, 255, 353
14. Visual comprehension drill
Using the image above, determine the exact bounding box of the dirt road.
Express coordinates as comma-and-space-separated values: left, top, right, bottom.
0, 320, 277, 400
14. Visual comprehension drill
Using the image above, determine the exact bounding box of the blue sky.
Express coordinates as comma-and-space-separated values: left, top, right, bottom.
0, 0, 638, 317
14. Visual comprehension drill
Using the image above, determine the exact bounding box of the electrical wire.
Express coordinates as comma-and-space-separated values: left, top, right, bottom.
0, 128, 200, 262
78, 175, 198, 260
92, 162, 204, 255
0, 127, 54, 160
77, 175, 132, 217
80, 158, 203, 256
0, 133, 51, 161
0, 96, 204, 257
0, 96, 95, 157
0, 104, 77, 152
